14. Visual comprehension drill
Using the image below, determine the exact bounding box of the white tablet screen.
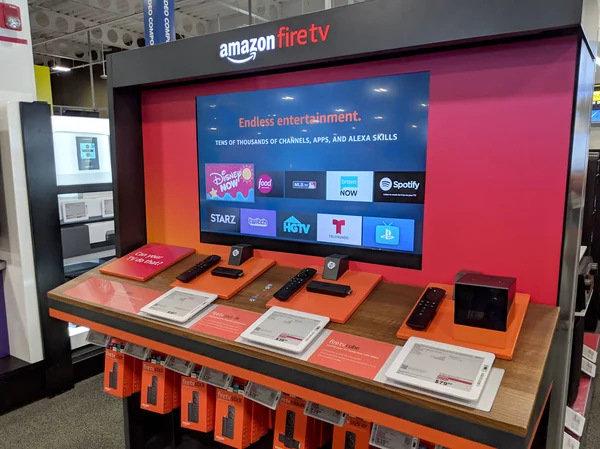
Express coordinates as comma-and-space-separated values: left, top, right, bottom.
147, 291, 208, 319
395, 343, 484, 392
249, 310, 321, 347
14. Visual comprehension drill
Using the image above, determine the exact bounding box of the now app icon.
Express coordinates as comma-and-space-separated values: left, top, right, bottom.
326, 172, 374, 202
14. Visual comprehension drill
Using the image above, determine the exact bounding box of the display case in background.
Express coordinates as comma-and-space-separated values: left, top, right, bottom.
51, 115, 114, 350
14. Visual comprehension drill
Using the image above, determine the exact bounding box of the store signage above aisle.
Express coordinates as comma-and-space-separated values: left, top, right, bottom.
142, 0, 174, 46
110, 0, 596, 88
219, 23, 331, 64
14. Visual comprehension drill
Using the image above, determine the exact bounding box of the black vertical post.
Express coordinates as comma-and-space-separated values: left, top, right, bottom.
19, 101, 74, 396
107, 66, 147, 257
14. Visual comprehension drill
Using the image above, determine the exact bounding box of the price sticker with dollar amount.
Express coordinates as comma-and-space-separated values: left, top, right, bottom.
369, 424, 419, 449
582, 357, 596, 378
563, 432, 580, 449
198, 366, 233, 389
243, 382, 282, 410
85, 330, 111, 347
303, 401, 347, 426
124, 342, 151, 360
165, 355, 194, 376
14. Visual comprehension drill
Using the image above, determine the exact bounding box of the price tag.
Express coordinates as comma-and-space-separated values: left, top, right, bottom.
369, 424, 419, 449
243, 381, 282, 410
565, 406, 585, 437
85, 330, 111, 347
124, 342, 151, 360
198, 366, 233, 389
165, 355, 194, 376
582, 357, 597, 378
304, 401, 347, 426
563, 432, 580, 449
583, 345, 598, 363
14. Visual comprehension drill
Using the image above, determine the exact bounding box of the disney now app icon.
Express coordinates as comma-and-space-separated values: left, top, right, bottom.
362, 217, 415, 251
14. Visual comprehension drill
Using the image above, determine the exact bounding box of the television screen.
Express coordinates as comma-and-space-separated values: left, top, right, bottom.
196, 72, 430, 269
593, 85, 600, 123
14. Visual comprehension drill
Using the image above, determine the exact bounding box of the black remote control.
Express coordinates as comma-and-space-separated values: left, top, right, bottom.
273, 268, 317, 301
406, 287, 446, 331
176, 255, 221, 283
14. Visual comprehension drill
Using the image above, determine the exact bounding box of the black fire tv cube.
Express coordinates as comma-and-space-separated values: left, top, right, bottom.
228, 244, 253, 266
454, 273, 516, 332
322, 254, 349, 281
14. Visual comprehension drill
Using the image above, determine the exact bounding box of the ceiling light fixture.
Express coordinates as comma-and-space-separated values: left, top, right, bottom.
51, 66, 71, 72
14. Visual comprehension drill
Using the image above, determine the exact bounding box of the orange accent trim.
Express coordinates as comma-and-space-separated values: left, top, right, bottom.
397, 283, 530, 360
266, 268, 382, 324
170, 258, 275, 299
527, 383, 552, 449
51, 308, 494, 449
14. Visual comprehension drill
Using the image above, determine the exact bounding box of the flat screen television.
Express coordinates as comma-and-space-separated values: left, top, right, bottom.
196, 72, 430, 269
592, 84, 600, 124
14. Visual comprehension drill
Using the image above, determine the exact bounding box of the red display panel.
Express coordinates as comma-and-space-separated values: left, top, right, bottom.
141, 36, 577, 306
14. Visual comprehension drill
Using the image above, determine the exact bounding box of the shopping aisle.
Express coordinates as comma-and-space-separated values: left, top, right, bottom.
0, 374, 123, 448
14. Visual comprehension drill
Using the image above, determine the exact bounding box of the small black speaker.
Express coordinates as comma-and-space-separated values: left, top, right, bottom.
454, 273, 516, 332
228, 244, 253, 266
322, 254, 349, 281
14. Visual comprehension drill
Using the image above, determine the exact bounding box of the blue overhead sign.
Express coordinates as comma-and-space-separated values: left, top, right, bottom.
142, 0, 175, 46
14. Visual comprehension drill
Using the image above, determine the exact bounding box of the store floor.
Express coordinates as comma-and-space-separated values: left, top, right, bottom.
0, 374, 123, 448
582, 360, 600, 448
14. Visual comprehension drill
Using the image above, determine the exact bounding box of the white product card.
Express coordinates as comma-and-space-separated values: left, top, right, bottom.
565, 406, 585, 437
582, 358, 597, 378
369, 424, 419, 449
583, 345, 598, 363
165, 355, 194, 376
304, 401, 347, 426
243, 382, 282, 410
375, 346, 504, 412
124, 342, 151, 360
198, 366, 233, 389
563, 432, 580, 449
86, 330, 111, 347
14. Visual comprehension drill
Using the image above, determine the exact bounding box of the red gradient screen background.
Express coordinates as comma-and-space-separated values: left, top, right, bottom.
141, 36, 577, 306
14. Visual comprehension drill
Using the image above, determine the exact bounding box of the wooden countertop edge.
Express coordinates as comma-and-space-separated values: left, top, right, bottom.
47, 284, 558, 437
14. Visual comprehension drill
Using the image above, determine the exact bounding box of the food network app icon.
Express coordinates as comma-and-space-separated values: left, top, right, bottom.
240, 209, 276, 237
206, 206, 240, 233
326, 171, 374, 202
286, 171, 326, 199
276, 212, 317, 241
255, 171, 284, 198
205, 163, 255, 202
362, 217, 415, 251
317, 213, 362, 246
374, 172, 425, 204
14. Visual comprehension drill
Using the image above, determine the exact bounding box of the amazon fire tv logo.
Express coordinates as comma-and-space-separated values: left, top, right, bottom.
219, 23, 331, 64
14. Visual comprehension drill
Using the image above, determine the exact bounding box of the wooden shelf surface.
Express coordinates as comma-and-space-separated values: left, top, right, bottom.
48, 254, 558, 447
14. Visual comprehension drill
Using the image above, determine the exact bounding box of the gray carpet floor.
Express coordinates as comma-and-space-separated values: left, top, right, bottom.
0, 374, 123, 449
581, 365, 600, 449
